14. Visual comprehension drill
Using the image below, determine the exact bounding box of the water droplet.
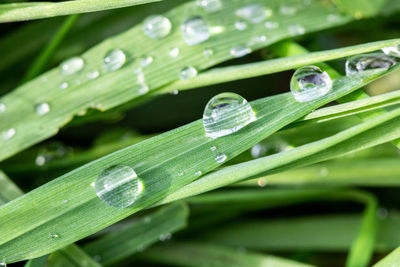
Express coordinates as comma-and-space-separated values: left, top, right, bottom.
195, 170, 202, 176
290, 66, 332, 102
280, 5, 297, 15
376, 207, 389, 219
63, 199, 69, 204
3, 128, 16, 140
264, 21, 279, 29
288, 24, 305, 35
248, 35, 267, 46
142, 15, 172, 39
35, 155, 46, 166
197, 0, 222, 13
234, 21, 247, 31
0, 259, 6, 267
169, 89, 179, 95
35, 102, 50, 116
169, 47, 180, 58
59, 82, 69, 90
382, 45, 400, 58
203, 92, 256, 138
87, 70, 100, 80
159, 233, 172, 242
257, 178, 267, 187
235, 4, 271, 24
327, 14, 341, 22
210, 146, 216, 151
50, 233, 60, 239
203, 48, 214, 57
144, 216, 152, 224
140, 56, 153, 67
138, 84, 150, 95
181, 16, 210, 46
180, 66, 198, 80
215, 153, 227, 163
178, 172, 184, 176
251, 143, 268, 158
319, 167, 329, 177
94, 165, 143, 208
103, 49, 126, 72
60, 57, 84, 75
230, 45, 251, 58
345, 53, 397, 76
0, 103, 6, 113
35, 142, 71, 166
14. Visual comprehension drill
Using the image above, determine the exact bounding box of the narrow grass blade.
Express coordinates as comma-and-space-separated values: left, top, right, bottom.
47, 244, 101, 267
0, 170, 23, 204
24, 256, 48, 267
373, 247, 400, 267
0, 0, 162, 23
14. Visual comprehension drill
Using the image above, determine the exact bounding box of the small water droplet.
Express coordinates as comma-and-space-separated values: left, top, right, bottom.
327, 14, 341, 22
0, 259, 6, 267
290, 66, 332, 102
35, 102, 50, 116
382, 45, 400, 58
159, 233, 172, 242
251, 144, 268, 158
138, 84, 149, 95
195, 170, 202, 176
345, 53, 397, 76
196, 0, 222, 13
169, 89, 179, 95
257, 178, 267, 187
248, 35, 266, 46
0, 103, 6, 113
63, 199, 69, 204
169, 47, 180, 58
288, 24, 305, 35
181, 16, 210, 46
230, 45, 251, 58
178, 172, 184, 176
234, 21, 247, 31
50, 233, 60, 239
90, 182, 95, 187
60, 57, 84, 75
142, 15, 172, 39
103, 49, 126, 72
280, 5, 297, 15
203, 92, 255, 138
35, 155, 46, 166
319, 167, 329, 177
3, 128, 16, 140
210, 146, 216, 151
87, 70, 100, 80
144, 216, 152, 224
203, 48, 214, 57
264, 21, 279, 29
236, 4, 271, 24
94, 165, 143, 208
35, 142, 71, 166
140, 56, 153, 67
180, 66, 198, 80
376, 207, 389, 219
215, 153, 227, 163
60, 82, 69, 89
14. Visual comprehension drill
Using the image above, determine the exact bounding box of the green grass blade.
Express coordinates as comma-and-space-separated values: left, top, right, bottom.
0, 67, 387, 262
0, 0, 355, 162
0, 170, 23, 204
140, 242, 316, 267
47, 244, 101, 267
22, 14, 80, 82
24, 256, 48, 267
83, 203, 189, 266
0, 0, 162, 23
373, 247, 400, 267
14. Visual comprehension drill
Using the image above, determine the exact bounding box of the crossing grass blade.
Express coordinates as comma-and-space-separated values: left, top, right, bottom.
373, 247, 400, 267
0, 170, 23, 204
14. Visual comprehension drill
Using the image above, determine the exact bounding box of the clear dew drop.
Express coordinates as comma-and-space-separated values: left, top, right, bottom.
235, 4, 271, 24
169, 47, 180, 58
234, 21, 247, 31
35, 142, 71, 166
138, 84, 150, 95
159, 233, 172, 242
327, 14, 341, 22
60, 82, 69, 89
196, 0, 223, 13
265, 21, 279, 29
319, 167, 329, 177
203, 48, 214, 57
215, 153, 227, 163
142, 15, 172, 39
180, 66, 198, 80
3, 128, 16, 140
210, 146, 216, 151
203, 92, 256, 138
288, 24, 305, 35
87, 70, 100, 80
230, 45, 251, 58
60, 57, 84, 75
251, 143, 268, 158
290, 66, 332, 102
0, 103, 6, 113
94, 165, 143, 208
169, 89, 179, 95
248, 35, 267, 46
140, 56, 153, 67
257, 178, 267, 187
0, 260, 6, 267
382, 45, 400, 58
181, 16, 210, 46
195, 170, 202, 176
345, 53, 397, 76
50, 233, 60, 239
103, 49, 126, 72
35, 102, 50, 116
280, 5, 297, 15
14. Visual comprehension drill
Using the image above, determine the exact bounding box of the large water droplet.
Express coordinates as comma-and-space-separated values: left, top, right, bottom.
234, 21, 247, 31
215, 153, 227, 163
142, 15, 172, 39
3, 128, 16, 140
169, 47, 180, 58
103, 49, 126, 72
345, 53, 397, 76
290, 66, 332, 102
181, 16, 210, 46
230, 45, 251, 58
180, 66, 198, 80
203, 92, 256, 138
35, 102, 50, 116
0, 103, 6, 113
196, 0, 223, 13
60, 57, 84, 75
382, 45, 400, 58
235, 4, 271, 24
94, 165, 143, 208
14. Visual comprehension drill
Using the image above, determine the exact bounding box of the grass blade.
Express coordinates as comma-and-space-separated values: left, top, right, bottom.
47, 244, 101, 267
373, 247, 400, 267
0, 170, 23, 204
